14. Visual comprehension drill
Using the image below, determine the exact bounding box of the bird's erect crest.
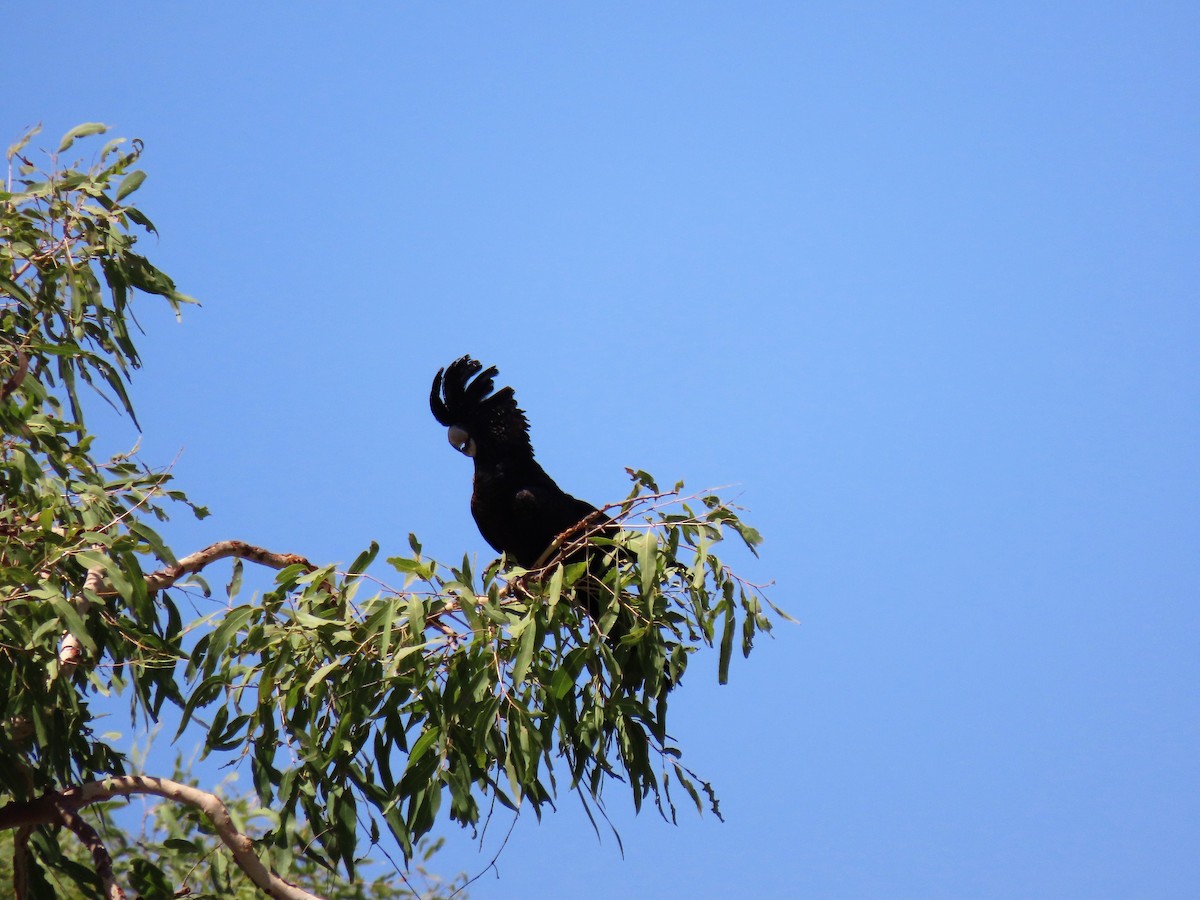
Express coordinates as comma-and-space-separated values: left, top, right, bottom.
430, 355, 534, 456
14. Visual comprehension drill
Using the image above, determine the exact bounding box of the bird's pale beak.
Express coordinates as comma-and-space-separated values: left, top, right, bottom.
447, 425, 475, 457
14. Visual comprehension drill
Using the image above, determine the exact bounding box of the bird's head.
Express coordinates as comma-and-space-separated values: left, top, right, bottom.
430, 355, 534, 461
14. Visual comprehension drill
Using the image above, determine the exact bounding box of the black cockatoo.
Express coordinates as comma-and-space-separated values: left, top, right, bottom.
431, 355, 670, 692
429, 355, 613, 572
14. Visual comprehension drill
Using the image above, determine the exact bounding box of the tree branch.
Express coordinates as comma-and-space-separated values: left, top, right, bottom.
12, 826, 31, 900
144, 540, 316, 593
53, 797, 124, 900
0, 776, 327, 900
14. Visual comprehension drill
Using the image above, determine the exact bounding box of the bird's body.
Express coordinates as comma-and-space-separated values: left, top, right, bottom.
469, 453, 605, 568
430, 355, 611, 570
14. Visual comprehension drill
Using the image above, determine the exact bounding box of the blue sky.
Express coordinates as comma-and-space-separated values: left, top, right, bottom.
5, 3, 1198, 897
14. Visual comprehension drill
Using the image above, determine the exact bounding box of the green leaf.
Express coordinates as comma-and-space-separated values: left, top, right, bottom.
405, 595, 426, 637
58, 122, 108, 153
175, 674, 223, 740
718, 603, 735, 685
455, 585, 483, 630
732, 520, 763, 555
128, 520, 177, 565
161, 838, 202, 854
207, 604, 255, 662
98, 136, 127, 159
638, 531, 658, 596
114, 169, 146, 202
226, 558, 243, 600
347, 541, 379, 578
405, 727, 440, 772
511, 618, 537, 686
549, 665, 575, 700
766, 597, 798, 623
385, 642, 428, 677
376, 596, 396, 662
47, 592, 93, 654
546, 564, 564, 616
6, 123, 40, 161
305, 659, 344, 693
0, 277, 32, 305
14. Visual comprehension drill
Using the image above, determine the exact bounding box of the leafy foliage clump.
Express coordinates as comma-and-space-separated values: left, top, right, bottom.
0, 125, 783, 899
186, 471, 778, 871
1, 122, 200, 798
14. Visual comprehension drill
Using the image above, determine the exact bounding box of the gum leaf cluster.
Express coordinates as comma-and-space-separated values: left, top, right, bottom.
0, 125, 784, 898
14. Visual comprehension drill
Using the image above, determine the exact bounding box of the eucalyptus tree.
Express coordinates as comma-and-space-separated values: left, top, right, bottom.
0, 125, 782, 899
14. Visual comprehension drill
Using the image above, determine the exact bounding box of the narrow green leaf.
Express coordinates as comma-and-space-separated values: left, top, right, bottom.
48, 593, 92, 653
161, 838, 202, 855
0, 277, 32, 305
6, 123, 40, 161
405, 595, 426, 636
638, 531, 658, 597
732, 520, 763, 556
347, 541, 379, 578
128, 520, 177, 565
305, 660, 343, 693
385, 643, 428, 677
766, 597, 798, 623
546, 564, 564, 616
98, 136, 127, 159
226, 558, 243, 600
377, 596, 396, 662
175, 674, 224, 739
406, 727, 440, 772
58, 122, 108, 153
674, 763, 704, 814
718, 604, 735, 685
207, 605, 254, 662
511, 619, 537, 686
456, 586, 482, 630
114, 169, 146, 202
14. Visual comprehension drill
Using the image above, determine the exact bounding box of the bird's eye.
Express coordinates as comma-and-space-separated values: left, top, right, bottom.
447, 425, 475, 457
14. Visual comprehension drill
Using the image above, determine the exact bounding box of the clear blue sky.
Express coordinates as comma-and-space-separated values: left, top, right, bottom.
5, 3, 1198, 897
